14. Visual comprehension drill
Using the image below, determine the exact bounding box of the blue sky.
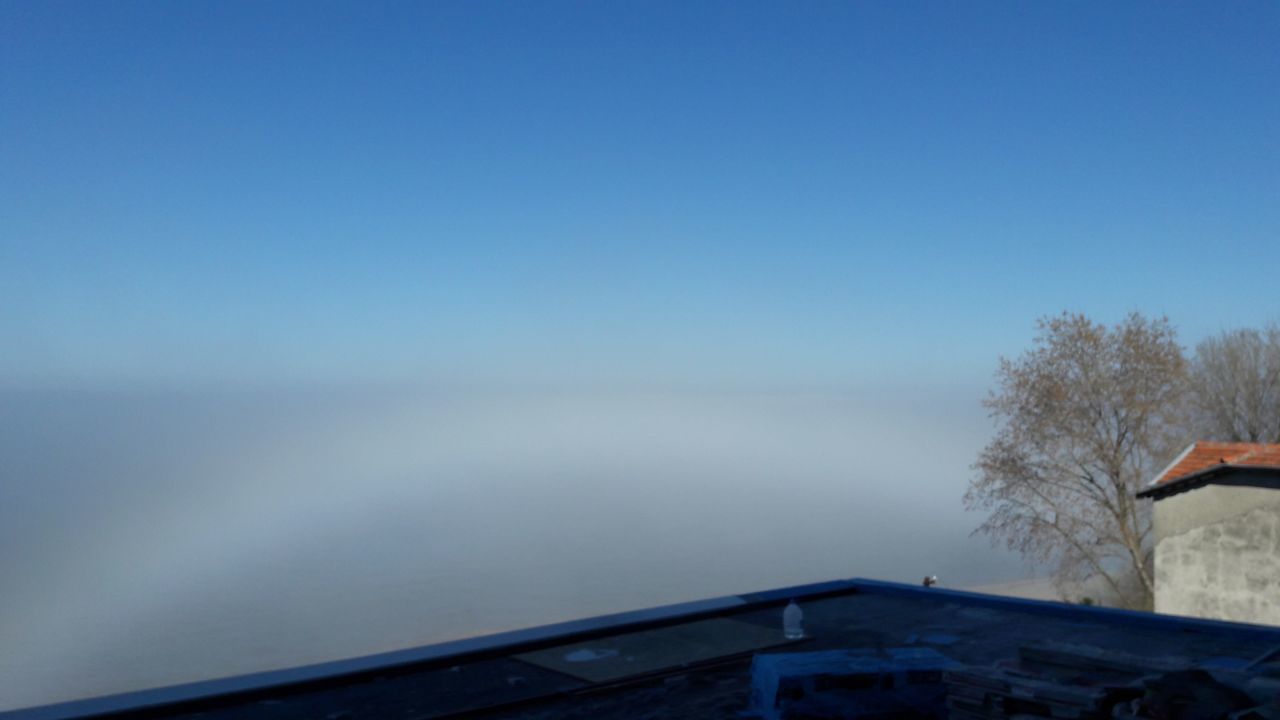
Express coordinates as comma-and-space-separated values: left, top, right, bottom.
3, 2, 1278, 388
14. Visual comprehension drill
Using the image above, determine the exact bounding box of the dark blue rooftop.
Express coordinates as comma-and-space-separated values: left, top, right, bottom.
6, 579, 1280, 720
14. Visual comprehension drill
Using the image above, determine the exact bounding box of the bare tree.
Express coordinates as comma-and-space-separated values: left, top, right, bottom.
965, 313, 1187, 610
1187, 323, 1280, 443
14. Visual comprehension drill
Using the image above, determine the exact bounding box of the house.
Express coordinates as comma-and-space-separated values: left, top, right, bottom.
1138, 441, 1280, 625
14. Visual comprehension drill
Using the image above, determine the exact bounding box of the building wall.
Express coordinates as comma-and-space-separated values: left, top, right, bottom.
1152, 480, 1280, 625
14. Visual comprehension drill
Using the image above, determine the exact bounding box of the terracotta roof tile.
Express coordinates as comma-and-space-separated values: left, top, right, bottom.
1153, 441, 1280, 485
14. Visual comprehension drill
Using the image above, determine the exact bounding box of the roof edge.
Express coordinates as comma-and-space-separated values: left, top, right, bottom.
0, 580, 858, 720
1137, 463, 1280, 500
1148, 442, 1197, 487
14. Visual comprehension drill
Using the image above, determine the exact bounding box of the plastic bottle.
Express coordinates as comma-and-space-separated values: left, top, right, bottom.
782, 599, 804, 639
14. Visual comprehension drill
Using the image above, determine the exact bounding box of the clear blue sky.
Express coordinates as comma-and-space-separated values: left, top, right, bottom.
3, 2, 1277, 389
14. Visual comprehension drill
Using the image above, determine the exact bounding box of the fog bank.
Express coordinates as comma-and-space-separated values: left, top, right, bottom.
0, 385, 1027, 710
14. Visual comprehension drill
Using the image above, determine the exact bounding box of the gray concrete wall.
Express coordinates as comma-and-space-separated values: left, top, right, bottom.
1152, 480, 1280, 625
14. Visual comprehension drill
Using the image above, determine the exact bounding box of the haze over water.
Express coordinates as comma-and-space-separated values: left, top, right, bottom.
0, 384, 1023, 710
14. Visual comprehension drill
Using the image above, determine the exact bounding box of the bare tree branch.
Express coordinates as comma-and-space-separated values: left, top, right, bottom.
966, 312, 1186, 609
1188, 323, 1280, 443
